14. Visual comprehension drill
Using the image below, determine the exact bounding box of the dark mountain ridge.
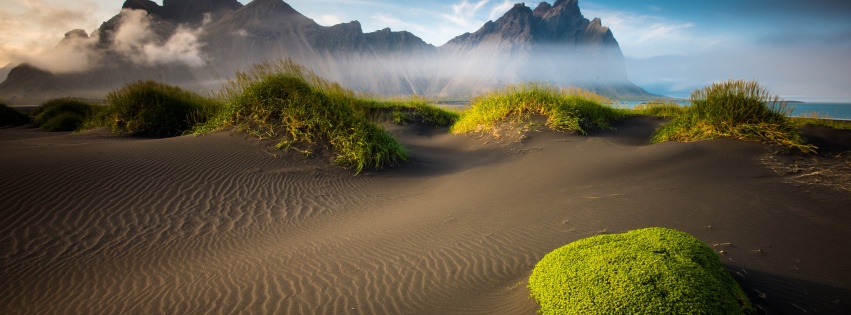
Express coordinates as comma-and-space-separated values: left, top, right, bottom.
0, 0, 656, 104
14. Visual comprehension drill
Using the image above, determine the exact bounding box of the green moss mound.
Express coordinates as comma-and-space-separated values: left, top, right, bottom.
652, 80, 813, 152
528, 227, 754, 315
105, 80, 219, 137
202, 60, 408, 174
31, 98, 95, 131
0, 103, 31, 127
450, 83, 625, 135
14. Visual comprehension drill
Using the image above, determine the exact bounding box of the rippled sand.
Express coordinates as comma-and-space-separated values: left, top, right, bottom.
2, 118, 850, 314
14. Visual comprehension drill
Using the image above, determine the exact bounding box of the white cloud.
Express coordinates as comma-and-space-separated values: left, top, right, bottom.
488, 0, 513, 21
372, 13, 406, 27
584, 8, 724, 59
313, 14, 343, 26
113, 9, 207, 67
442, 0, 489, 28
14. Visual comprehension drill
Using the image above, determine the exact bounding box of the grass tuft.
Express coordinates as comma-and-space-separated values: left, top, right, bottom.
630, 101, 687, 118
528, 227, 755, 315
790, 112, 851, 131
357, 96, 460, 127
0, 102, 31, 127
651, 80, 814, 152
31, 98, 96, 131
103, 80, 220, 137
450, 83, 625, 135
200, 59, 409, 174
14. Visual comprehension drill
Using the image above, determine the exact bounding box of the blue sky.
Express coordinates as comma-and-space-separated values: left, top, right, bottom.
1, 0, 850, 101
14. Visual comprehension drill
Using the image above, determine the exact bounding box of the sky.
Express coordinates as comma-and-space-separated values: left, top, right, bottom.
1, 0, 850, 101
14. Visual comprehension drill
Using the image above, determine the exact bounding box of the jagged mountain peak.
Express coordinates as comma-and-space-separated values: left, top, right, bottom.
243, 0, 299, 14
120, 0, 242, 25
533, 2, 552, 15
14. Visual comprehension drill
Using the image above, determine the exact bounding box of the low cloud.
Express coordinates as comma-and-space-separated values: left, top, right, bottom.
1, 4, 209, 74
313, 14, 343, 26
112, 9, 208, 67
626, 44, 851, 101
28, 30, 100, 73
0, 0, 103, 69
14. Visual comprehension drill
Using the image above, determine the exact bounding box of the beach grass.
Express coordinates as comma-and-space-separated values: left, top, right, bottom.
450, 83, 625, 135
630, 101, 687, 118
357, 96, 460, 127
31, 98, 96, 131
99, 80, 220, 137
528, 227, 754, 315
0, 102, 31, 127
199, 59, 410, 174
651, 80, 814, 152
790, 113, 851, 131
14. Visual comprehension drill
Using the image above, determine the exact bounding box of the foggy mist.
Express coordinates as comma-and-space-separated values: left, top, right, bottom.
626, 43, 851, 102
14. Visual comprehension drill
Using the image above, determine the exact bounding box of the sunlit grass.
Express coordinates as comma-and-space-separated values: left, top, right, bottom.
198, 59, 412, 174
450, 82, 626, 135
629, 101, 687, 118
790, 112, 851, 130
89, 80, 221, 137
356, 96, 460, 127
651, 80, 814, 152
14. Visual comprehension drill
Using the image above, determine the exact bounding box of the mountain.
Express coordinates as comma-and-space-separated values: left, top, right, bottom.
198, 0, 437, 94
439, 0, 647, 98
0, 0, 656, 104
0, 64, 75, 104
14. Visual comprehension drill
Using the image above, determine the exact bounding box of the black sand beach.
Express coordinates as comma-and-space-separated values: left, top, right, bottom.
2, 117, 850, 314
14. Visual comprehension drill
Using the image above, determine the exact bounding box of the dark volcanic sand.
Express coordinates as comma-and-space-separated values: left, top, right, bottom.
2, 117, 849, 314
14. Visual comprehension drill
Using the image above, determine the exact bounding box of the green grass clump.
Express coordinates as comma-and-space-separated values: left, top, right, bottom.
652, 80, 813, 152
528, 227, 754, 315
201, 59, 408, 174
31, 98, 96, 131
0, 102, 31, 127
450, 83, 625, 135
357, 97, 460, 127
631, 101, 687, 118
104, 80, 220, 137
790, 113, 851, 131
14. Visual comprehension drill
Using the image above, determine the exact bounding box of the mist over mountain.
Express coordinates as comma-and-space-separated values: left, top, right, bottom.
0, 0, 656, 104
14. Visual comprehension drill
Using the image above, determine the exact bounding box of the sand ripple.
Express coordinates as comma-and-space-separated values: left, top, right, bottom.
3, 122, 850, 314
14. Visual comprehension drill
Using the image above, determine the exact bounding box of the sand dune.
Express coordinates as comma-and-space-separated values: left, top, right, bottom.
2, 118, 850, 314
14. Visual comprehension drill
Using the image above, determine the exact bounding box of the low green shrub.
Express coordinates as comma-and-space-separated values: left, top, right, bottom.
528, 227, 754, 315
652, 80, 813, 152
450, 83, 625, 135
105, 80, 219, 137
31, 98, 95, 131
202, 59, 408, 174
40, 112, 85, 132
0, 102, 31, 126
